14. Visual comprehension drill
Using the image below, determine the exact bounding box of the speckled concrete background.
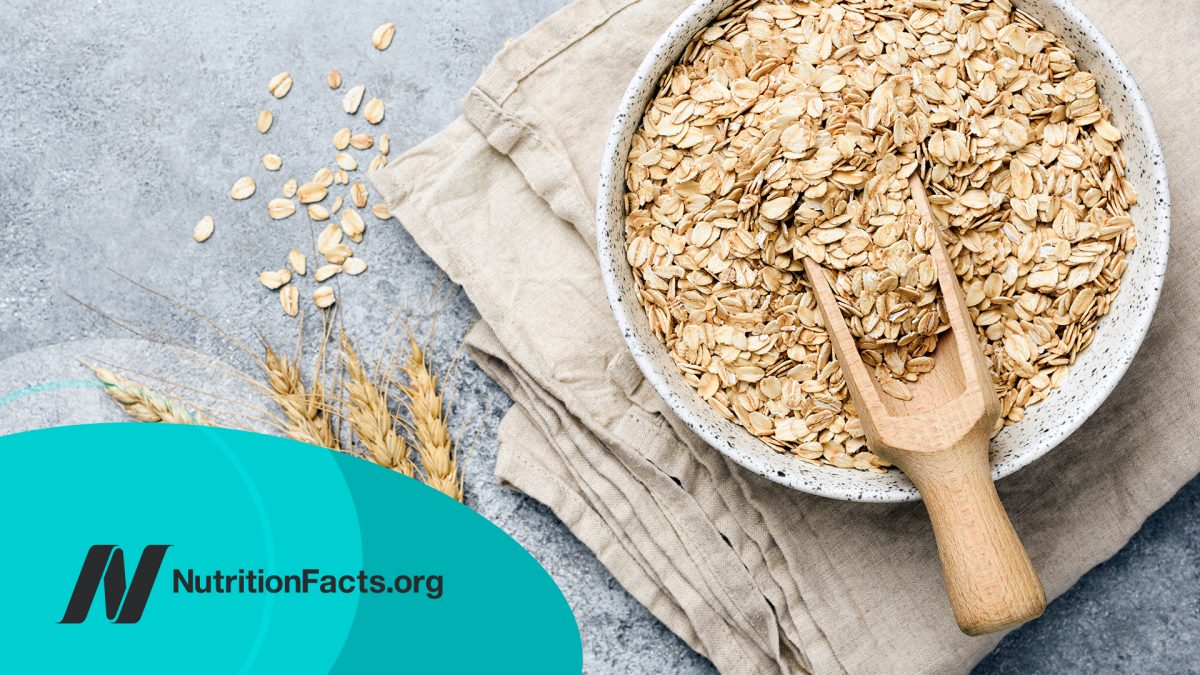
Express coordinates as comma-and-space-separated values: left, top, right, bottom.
0, 1, 1195, 672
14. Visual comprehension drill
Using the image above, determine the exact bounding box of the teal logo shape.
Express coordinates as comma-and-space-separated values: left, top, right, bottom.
0, 424, 582, 673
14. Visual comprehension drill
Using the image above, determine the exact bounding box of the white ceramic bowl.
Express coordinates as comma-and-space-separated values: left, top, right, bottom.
597, 0, 1170, 502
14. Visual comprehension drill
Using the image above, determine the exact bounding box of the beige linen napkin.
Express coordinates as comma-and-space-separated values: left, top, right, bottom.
371, 1, 1200, 672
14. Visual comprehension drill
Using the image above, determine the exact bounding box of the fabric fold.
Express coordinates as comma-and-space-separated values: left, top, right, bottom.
371, 1, 1200, 672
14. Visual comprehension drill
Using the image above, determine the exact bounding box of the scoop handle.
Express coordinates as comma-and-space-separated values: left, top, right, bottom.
902, 439, 1046, 636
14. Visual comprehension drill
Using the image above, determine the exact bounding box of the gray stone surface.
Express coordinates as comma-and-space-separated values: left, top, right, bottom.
0, 1, 1194, 673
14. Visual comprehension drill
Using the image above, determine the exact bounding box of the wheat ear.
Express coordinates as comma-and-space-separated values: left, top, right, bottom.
88, 364, 207, 425
341, 334, 414, 476
398, 340, 462, 501
261, 344, 339, 450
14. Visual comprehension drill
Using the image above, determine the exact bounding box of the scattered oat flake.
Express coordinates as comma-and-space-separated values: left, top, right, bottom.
1094, 118, 1122, 143
760, 196, 795, 220
333, 127, 351, 151
324, 244, 352, 264
262, 154, 283, 171
326, 69, 342, 90
282, 179, 297, 198
257, 110, 273, 133
230, 176, 256, 200
363, 98, 384, 124
313, 286, 336, 309
298, 182, 328, 204
193, 215, 214, 242
343, 85, 365, 114
371, 23, 396, 51
341, 209, 365, 242
288, 249, 307, 276
267, 198, 296, 220
280, 284, 299, 317
331, 196, 344, 213
343, 257, 367, 275
307, 204, 330, 221
268, 72, 292, 98
335, 152, 358, 171
378, 134, 390, 155
314, 264, 342, 282
317, 223, 343, 251
961, 190, 989, 209
259, 269, 291, 290
368, 154, 387, 172
881, 379, 913, 401
351, 182, 368, 208
371, 203, 391, 220
819, 74, 846, 93
313, 167, 334, 187
349, 134, 373, 150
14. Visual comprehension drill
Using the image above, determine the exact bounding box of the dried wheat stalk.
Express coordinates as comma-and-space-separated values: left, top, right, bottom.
341, 334, 414, 476
82, 282, 466, 500
89, 364, 207, 425
398, 339, 462, 501
261, 343, 339, 450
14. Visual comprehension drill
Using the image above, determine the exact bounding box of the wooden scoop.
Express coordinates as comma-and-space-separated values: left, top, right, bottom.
801, 175, 1046, 635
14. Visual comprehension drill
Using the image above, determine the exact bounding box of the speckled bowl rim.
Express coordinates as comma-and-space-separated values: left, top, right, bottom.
597, 0, 1170, 502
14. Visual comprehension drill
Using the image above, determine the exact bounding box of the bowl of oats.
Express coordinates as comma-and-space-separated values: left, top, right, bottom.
597, 0, 1170, 501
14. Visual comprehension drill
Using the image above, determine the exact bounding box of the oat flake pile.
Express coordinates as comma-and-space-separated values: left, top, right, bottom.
623, 0, 1137, 472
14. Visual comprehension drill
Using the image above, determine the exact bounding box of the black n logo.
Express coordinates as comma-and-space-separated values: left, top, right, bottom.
60, 545, 171, 624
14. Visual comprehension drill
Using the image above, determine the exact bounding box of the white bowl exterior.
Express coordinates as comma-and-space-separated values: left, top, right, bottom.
597, 0, 1170, 502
